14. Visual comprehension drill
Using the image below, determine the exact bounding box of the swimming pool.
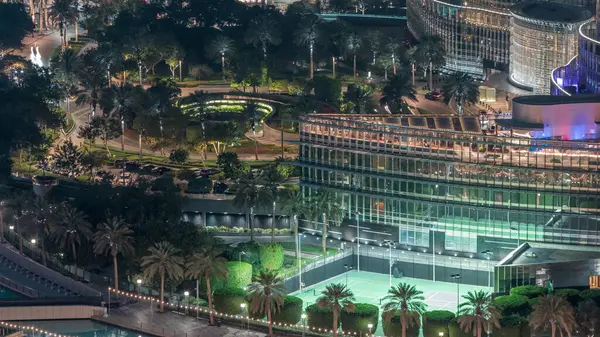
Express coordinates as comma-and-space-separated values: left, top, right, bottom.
22, 320, 150, 337
0, 286, 23, 299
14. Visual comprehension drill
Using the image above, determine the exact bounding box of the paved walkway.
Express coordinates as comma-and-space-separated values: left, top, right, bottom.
102, 302, 265, 337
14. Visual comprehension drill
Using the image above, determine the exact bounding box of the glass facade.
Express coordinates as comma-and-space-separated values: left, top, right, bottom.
298, 114, 600, 260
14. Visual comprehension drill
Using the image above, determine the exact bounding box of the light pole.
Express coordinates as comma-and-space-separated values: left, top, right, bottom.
367, 323, 373, 336
510, 225, 520, 247
301, 313, 307, 337
432, 223, 436, 282
353, 211, 361, 271
481, 250, 493, 290
239, 251, 246, 263
184, 291, 189, 315
451, 274, 461, 316
344, 264, 353, 286
240, 303, 246, 331
299, 233, 305, 291
439, 331, 444, 337
136, 279, 142, 297
386, 242, 394, 287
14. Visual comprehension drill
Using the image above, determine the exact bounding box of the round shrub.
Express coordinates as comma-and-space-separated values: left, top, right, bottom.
554, 288, 581, 306
510, 285, 547, 299
306, 304, 337, 330
580, 289, 600, 306
341, 303, 379, 335
259, 244, 284, 271
383, 312, 419, 337
423, 310, 455, 337
225, 261, 252, 288
212, 287, 247, 315
272, 296, 303, 324
492, 295, 531, 316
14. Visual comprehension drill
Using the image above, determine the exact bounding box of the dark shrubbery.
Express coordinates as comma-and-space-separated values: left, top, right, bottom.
554, 288, 582, 306
272, 296, 303, 324
579, 289, 600, 306
492, 295, 531, 317
306, 304, 337, 330
510, 285, 547, 299
382, 312, 420, 337
340, 303, 379, 335
491, 315, 527, 337
423, 310, 455, 337
212, 287, 247, 315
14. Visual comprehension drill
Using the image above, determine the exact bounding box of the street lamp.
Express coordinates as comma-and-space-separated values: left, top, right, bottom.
510, 226, 520, 247
439, 332, 444, 337
136, 279, 142, 296
353, 211, 361, 271
30, 239, 36, 244
451, 274, 461, 315
8, 226, 13, 230
240, 303, 249, 334
184, 291, 189, 315
481, 250, 493, 290
239, 251, 246, 263
301, 313, 307, 337
385, 241, 394, 287
367, 323, 373, 336
299, 233, 304, 291
344, 264, 353, 286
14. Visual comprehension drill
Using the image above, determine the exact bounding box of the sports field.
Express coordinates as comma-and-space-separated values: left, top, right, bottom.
291, 271, 488, 335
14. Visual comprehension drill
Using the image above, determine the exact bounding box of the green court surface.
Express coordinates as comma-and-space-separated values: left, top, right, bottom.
291, 271, 488, 335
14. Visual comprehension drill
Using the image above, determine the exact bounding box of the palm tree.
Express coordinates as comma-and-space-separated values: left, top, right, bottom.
281, 189, 306, 262
457, 290, 501, 337
381, 283, 427, 337
100, 83, 141, 150
365, 30, 381, 65
530, 294, 576, 337
345, 32, 362, 80
244, 16, 281, 69
317, 283, 355, 337
7, 191, 32, 254
411, 35, 445, 90
93, 217, 135, 292
247, 270, 286, 336
384, 34, 401, 75
76, 65, 105, 120
233, 174, 261, 241
49, 0, 78, 50
314, 191, 344, 254
57, 49, 80, 119
258, 167, 286, 243
577, 300, 599, 337
208, 35, 234, 82
185, 248, 228, 325
49, 203, 92, 278
294, 16, 321, 80
442, 72, 480, 115
141, 241, 184, 313
379, 75, 418, 114
30, 197, 55, 266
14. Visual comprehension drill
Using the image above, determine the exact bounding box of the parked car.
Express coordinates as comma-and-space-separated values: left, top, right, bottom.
213, 182, 229, 194
124, 161, 141, 172
152, 166, 172, 175
425, 91, 441, 100
113, 159, 126, 168
141, 164, 156, 174
197, 168, 221, 176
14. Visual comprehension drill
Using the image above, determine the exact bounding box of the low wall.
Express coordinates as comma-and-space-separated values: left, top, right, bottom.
0, 305, 104, 321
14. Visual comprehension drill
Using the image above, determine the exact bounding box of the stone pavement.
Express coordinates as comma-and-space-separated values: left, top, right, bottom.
101, 302, 265, 337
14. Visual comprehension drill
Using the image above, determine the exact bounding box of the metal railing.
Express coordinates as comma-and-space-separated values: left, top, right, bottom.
0, 275, 40, 298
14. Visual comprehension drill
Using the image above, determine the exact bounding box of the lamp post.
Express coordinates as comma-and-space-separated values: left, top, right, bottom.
481, 250, 493, 290
353, 211, 361, 271
299, 233, 306, 291
239, 251, 246, 263
451, 274, 461, 315
439, 332, 444, 337
240, 303, 246, 331
510, 225, 520, 247
344, 264, 353, 286
136, 279, 142, 297
301, 313, 307, 337
367, 323, 373, 336
184, 291, 189, 315
386, 242, 394, 287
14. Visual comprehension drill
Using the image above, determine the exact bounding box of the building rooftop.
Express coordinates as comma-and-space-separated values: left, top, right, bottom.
501, 242, 600, 266
513, 94, 600, 106
510, 1, 592, 23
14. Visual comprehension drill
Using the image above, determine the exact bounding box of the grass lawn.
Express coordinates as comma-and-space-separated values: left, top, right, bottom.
280, 242, 338, 256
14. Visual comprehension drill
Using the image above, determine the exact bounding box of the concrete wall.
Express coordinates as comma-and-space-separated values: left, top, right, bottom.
0, 305, 103, 321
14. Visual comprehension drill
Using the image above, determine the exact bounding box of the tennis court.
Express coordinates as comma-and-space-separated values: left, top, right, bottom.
291, 271, 488, 335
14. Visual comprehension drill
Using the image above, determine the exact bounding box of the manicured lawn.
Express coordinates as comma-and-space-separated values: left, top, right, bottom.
280, 242, 338, 256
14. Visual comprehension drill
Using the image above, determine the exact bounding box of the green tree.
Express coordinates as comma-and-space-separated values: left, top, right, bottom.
208, 35, 234, 82
343, 83, 374, 114
217, 152, 245, 179
49, 203, 92, 278
100, 83, 141, 150
317, 283, 355, 337
91, 116, 121, 155
381, 283, 427, 337
384, 33, 401, 75
258, 166, 286, 243
244, 15, 281, 77
81, 151, 107, 178
185, 248, 229, 325
93, 217, 135, 292
281, 189, 305, 262
294, 15, 321, 80
442, 72, 480, 115
247, 270, 286, 336
169, 149, 189, 168
49, 0, 78, 50
312, 76, 342, 103
0, 3, 34, 55
234, 173, 261, 241
76, 63, 106, 120
530, 294, 576, 337
344, 32, 362, 80
379, 75, 417, 113
50, 139, 83, 177
314, 190, 344, 254
141, 241, 185, 313
411, 35, 445, 90
458, 290, 501, 337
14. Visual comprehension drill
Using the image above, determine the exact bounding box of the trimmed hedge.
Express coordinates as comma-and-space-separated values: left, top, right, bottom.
491, 315, 527, 337
449, 321, 470, 337
225, 261, 252, 288
383, 312, 419, 337
306, 304, 337, 330
212, 287, 248, 315
423, 310, 455, 337
492, 295, 531, 316
579, 289, 600, 306
259, 244, 284, 271
272, 296, 303, 324
341, 303, 379, 335
554, 288, 581, 306
510, 285, 547, 299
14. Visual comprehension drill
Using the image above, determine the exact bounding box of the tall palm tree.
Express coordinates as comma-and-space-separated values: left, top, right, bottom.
247, 270, 286, 336
317, 283, 355, 337
384, 34, 401, 75
57, 49, 80, 119
258, 166, 286, 243
442, 72, 480, 115
314, 190, 344, 254
7, 191, 32, 254
234, 174, 261, 241
345, 32, 362, 80
30, 197, 55, 266
530, 294, 576, 337
208, 35, 234, 82
365, 30, 381, 65
379, 75, 418, 114
49, 203, 92, 278
141, 241, 184, 313
76, 65, 105, 120
93, 217, 135, 292
381, 283, 427, 337
411, 35, 445, 90
294, 16, 321, 80
281, 189, 306, 262
185, 248, 228, 325
100, 83, 141, 150
244, 16, 281, 70
458, 290, 501, 337
49, 0, 78, 50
